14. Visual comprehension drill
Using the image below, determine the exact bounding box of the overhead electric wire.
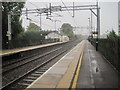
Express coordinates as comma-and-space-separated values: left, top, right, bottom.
52, 13, 63, 17
61, 0, 73, 18
61, 1, 77, 28
41, 2, 48, 8
25, 2, 57, 29
29, 17, 54, 28
24, 1, 78, 30
27, 1, 39, 9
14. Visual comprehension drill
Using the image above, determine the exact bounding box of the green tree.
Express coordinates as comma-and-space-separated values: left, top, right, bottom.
23, 30, 52, 41
27, 22, 41, 31
24, 31, 43, 40
2, 2, 25, 49
107, 29, 118, 40
60, 23, 75, 39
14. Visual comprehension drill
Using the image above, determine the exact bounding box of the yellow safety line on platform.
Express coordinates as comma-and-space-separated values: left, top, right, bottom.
71, 47, 84, 89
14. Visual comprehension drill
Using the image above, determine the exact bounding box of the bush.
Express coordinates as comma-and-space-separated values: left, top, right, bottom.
107, 30, 118, 40
23, 30, 44, 40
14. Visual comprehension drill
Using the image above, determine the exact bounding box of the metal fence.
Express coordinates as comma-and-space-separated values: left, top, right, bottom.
89, 38, 120, 72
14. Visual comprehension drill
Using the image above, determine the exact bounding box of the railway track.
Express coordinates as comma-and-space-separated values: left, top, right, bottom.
2, 42, 65, 67
2, 40, 81, 89
2, 47, 62, 74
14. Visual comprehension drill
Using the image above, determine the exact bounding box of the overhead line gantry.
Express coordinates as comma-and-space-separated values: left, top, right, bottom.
7, 2, 100, 42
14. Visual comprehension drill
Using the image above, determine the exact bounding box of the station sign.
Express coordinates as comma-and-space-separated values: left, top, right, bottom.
92, 31, 98, 34
6, 31, 11, 36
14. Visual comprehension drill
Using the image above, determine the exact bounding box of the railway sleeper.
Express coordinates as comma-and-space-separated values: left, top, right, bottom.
23, 79, 35, 82
40, 67, 48, 70
31, 73, 42, 77
18, 82, 30, 86
27, 76, 38, 79
35, 71, 45, 74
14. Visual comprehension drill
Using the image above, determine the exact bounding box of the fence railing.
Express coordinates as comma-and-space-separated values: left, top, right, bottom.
88, 38, 120, 72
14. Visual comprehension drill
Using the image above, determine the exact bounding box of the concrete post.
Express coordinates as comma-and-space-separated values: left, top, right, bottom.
8, 13, 12, 40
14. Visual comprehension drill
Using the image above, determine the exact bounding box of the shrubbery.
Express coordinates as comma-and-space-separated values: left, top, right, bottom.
107, 30, 118, 40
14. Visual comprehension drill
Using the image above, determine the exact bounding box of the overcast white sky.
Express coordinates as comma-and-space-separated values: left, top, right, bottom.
21, 0, 119, 36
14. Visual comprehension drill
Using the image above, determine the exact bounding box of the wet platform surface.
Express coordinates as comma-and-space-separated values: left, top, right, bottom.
26, 40, 119, 89
76, 41, 119, 88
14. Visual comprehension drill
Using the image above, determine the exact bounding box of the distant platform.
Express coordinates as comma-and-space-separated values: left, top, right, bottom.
0, 42, 66, 56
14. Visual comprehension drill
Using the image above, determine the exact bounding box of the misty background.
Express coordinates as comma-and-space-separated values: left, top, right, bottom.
21, 1, 119, 37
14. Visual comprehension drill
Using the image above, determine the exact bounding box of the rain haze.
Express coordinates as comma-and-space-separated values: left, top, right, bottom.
1, 1, 120, 89
21, 0, 119, 37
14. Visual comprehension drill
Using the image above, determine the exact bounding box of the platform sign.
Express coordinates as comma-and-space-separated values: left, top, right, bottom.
6, 31, 11, 36
92, 31, 98, 34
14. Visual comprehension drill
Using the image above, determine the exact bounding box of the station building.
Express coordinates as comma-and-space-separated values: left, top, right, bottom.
45, 31, 69, 42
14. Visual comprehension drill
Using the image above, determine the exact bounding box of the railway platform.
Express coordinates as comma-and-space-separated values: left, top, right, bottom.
26, 40, 119, 89
75, 40, 119, 88
0, 42, 65, 56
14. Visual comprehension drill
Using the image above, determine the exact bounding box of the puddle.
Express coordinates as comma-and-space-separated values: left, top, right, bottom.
91, 53, 95, 58
91, 60, 99, 73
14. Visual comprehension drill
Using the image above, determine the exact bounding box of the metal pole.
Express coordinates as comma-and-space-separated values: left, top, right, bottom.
49, 3, 51, 15
98, 8, 100, 38
40, 13, 42, 30
91, 11, 93, 37
72, 2, 75, 17
55, 20, 56, 31
97, 1, 100, 38
96, 0, 99, 51
88, 18, 90, 36
26, 8, 28, 19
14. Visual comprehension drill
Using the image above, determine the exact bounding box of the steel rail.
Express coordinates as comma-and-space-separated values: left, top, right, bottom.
2, 47, 62, 74
2, 47, 62, 67
1, 47, 69, 90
